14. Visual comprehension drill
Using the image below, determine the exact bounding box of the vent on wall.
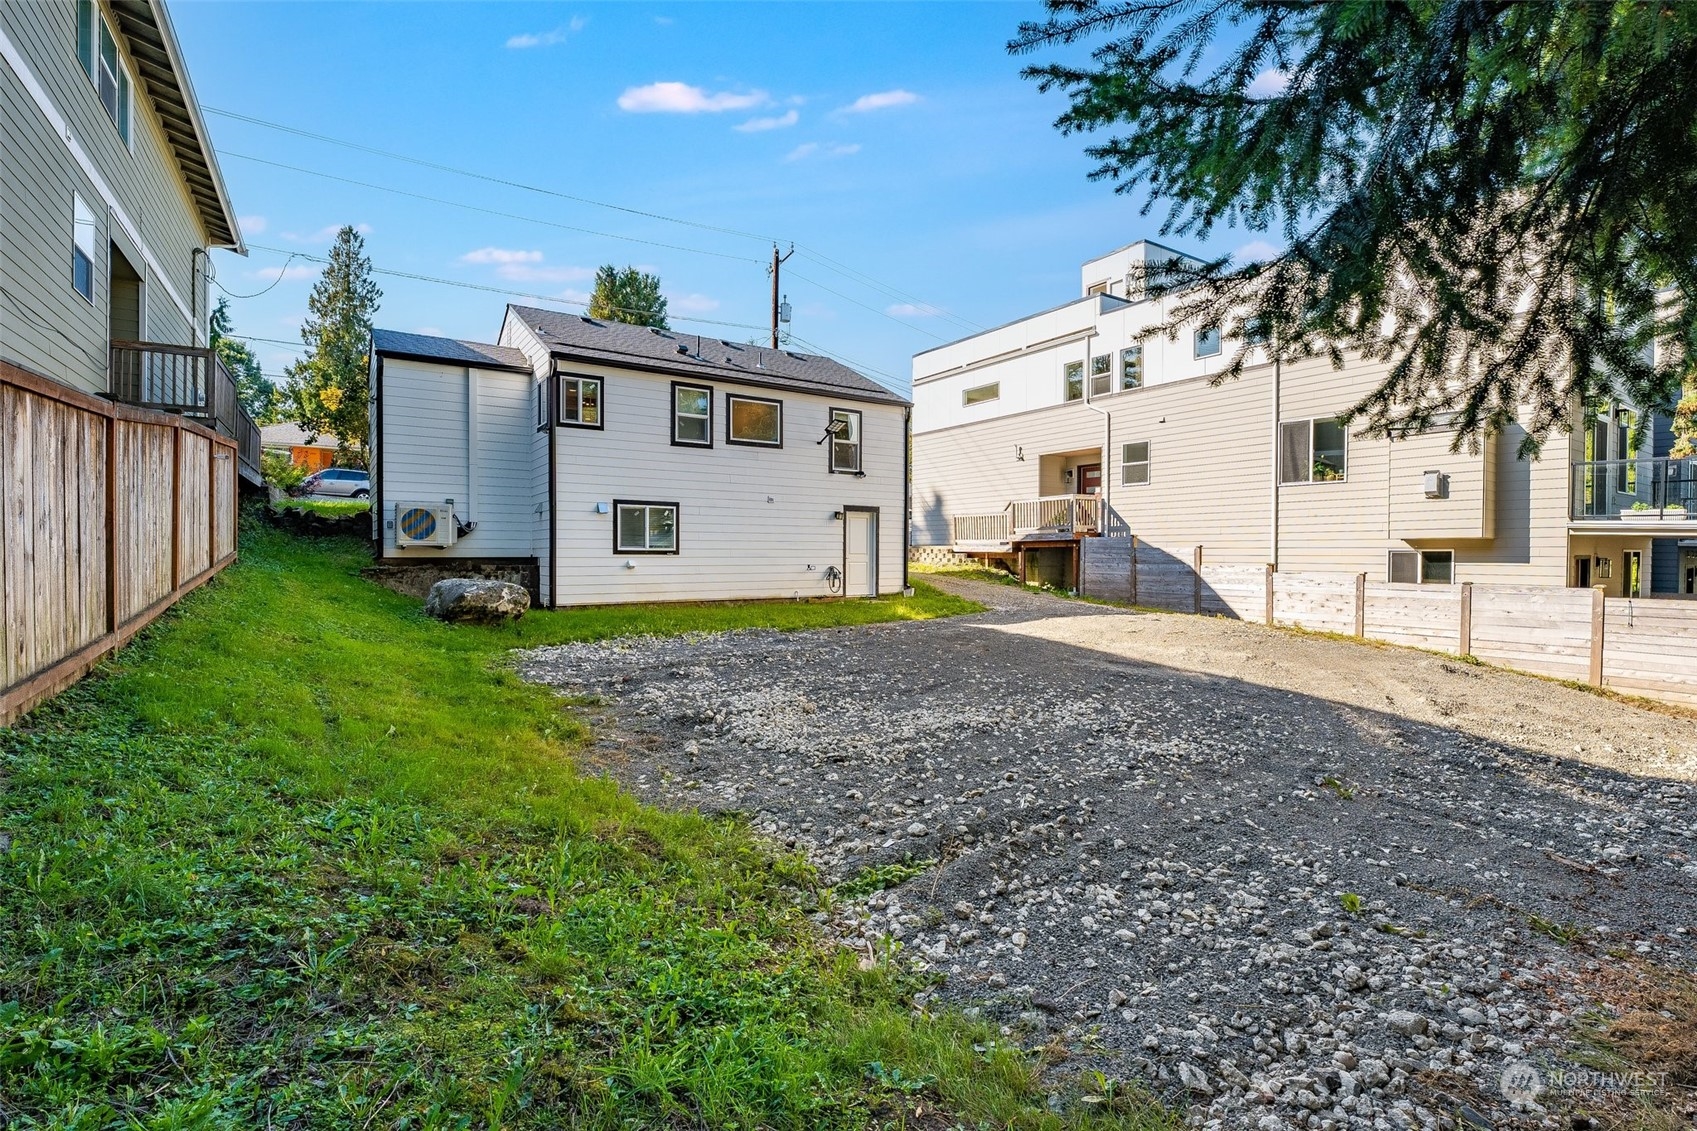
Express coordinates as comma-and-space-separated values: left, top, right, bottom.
394, 502, 457, 548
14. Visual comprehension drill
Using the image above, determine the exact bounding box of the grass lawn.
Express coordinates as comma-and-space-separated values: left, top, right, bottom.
0, 520, 1173, 1130
276, 498, 373, 518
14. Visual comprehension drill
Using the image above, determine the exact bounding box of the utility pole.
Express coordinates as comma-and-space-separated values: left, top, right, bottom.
769, 243, 794, 349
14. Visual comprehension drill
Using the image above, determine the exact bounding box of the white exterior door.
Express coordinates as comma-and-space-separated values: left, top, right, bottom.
843, 509, 877, 597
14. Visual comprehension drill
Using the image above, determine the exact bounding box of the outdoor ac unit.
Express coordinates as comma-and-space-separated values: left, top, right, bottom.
394, 502, 456, 548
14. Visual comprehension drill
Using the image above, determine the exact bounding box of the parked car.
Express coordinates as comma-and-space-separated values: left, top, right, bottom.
297, 468, 371, 498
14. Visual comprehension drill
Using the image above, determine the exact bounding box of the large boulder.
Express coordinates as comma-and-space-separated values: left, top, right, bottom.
424, 578, 530, 624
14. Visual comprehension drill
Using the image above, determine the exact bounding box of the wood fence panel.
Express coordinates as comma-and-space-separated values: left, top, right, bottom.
1, 359, 240, 725
1136, 557, 1196, 611
1080, 537, 1133, 602
1470, 585, 1593, 680
1602, 599, 1697, 704
178, 431, 211, 579
1363, 582, 1464, 652
1272, 572, 1358, 634
1199, 564, 1265, 620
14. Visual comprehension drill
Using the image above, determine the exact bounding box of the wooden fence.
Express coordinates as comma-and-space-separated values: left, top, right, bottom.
1, 358, 238, 725
1080, 536, 1697, 707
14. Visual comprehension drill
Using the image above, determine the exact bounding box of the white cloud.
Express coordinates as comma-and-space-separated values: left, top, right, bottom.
1233, 239, 1283, 263
886, 302, 941, 318
282, 223, 371, 244
735, 109, 799, 133
784, 141, 860, 162
556, 288, 593, 306
506, 17, 585, 48
414, 326, 445, 337
841, 89, 919, 113
668, 293, 721, 314
461, 247, 592, 284
1246, 68, 1289, 98
618, 81, 766, 113
249, 263, 317, 283
238, 215, 267, 235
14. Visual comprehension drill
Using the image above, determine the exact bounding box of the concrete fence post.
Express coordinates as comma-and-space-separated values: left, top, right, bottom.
1590, 586, 1606, 686
1355, 573, 1367, 639
1458, 581, 1473, 655
1264, 563, 1275, 626
1193, 545, 1204, 614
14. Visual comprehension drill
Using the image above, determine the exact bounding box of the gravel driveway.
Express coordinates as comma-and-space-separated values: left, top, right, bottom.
518, 578, 1697, 1130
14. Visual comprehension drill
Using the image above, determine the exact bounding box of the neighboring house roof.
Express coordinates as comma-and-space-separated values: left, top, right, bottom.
370, 329, 533, 373
509, 305, 910, 407
109, 0, 242, 251
260, 422, 336, 450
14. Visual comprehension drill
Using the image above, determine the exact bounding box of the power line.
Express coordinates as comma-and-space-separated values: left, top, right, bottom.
221, 151, 760, 264
793, 246, 986, 334
785, 268, 950, 341
210, 251, 302, 299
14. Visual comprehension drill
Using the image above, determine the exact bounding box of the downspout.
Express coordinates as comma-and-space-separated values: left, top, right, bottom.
372, 351, 385, 556
547, 371, 558, 608
903, 406, 912, 592
1269, 345, 1281, 569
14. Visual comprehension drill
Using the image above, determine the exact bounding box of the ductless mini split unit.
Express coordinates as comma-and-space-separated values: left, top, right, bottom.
393, 501, 457, 548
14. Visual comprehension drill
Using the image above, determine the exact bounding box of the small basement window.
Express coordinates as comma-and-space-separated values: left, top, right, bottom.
829, 408, 862, 473
672, 382, 712, 447
1063, 361, 1084, 402
1121, 440, 1151, 486
727, 394, 782, 446
558, 375, 602, 428
962, 381, 999, 407
1120, 345, 1143, 390
1389, 549, 1454, 584
1279, 417, 1348, 483
615, 501, 678, 554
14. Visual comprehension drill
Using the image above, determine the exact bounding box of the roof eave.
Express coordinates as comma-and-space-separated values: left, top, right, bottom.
545, 346, 909, 407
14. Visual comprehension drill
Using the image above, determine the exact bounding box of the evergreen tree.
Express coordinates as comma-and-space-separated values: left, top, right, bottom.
1012, 1, 1697, 450
209, 297, 279, 424
286, 227, 381, 461
587, 265, 668, 329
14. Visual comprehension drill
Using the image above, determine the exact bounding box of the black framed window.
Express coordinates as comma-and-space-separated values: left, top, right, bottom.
558, 374, 603, 428
727, 393, 782, 447
828, 408, 862, 473
614, 501, 679, 554
672, 382, 713, 447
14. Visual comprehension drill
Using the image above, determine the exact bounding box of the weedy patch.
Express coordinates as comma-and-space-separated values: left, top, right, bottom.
1527, 912, 1586, 946
839, 858, 935, 898
1339, 892, 1365, 916
1565, 961, 1697, 1129
1319, 774, 1356, 800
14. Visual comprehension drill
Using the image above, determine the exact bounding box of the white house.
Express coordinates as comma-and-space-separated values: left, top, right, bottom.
369, 307, 910, 607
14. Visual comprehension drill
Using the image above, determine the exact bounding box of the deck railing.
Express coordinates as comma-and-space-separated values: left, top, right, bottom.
952, 511, 1014, 544
950, 494, 1104, 546
1571, 457, 1697, 520
110, 340, 261, 483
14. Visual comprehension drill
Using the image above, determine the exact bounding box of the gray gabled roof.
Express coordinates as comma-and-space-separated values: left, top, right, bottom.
509, 305, 909, 406
371, 329, 532, 372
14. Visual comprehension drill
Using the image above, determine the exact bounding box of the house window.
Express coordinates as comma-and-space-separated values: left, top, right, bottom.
77, 0, 131, 145
1120, 346, 1143, 390
828, 408, 862, 473
72, 194, 96, 303
1279, 417, 1348, 483
614, 501, 678, 554
1089, 354, 1112, 397
534, 379, 549, 431
1086, 281, 1108, 296
1063, 361, 1084, 402
1389, 549, 1454, 584
672, 382, 712, 447
962, 381, 999, 407
727, 394, 782, 446
1194, 326, 1221, 358
1121, 440, 1151, 486
557, 375, 602, 428
1625, 549, 1643, 598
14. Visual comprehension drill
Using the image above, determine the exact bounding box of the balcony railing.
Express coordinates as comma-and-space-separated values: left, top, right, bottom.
951, 494, 1103, 546
1571, 457, 1697, 521
110, 340, 262, 483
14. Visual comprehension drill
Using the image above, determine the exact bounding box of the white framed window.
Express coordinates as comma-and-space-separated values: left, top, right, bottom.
1389, 549, 1454, 584
1279, 417, 1347, 483
1121, 440, 1151, 486
1063, 360, 1084, 402
1086, 281, 1108, 296
614, 501, 678, 554
558, 374, 602, 428
77, 0, 131, 145
828, 407, 862, 473
1120, 345, 1143, 390
534, 380, 549, 430
1088, 354, 1112, 397
72, 194, 96, 303
1194, 326, 1221, 358
672, 382, 712, 447
962, 381, 999, 407
726, 394, 782, 446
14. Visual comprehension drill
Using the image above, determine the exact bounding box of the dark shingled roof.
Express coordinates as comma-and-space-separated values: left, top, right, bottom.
509, 305, 909, 406
371, 329, 532, 372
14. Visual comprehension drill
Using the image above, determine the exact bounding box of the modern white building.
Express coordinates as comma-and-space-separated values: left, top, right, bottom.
912, 240, 1697, 598
370, 307, 910, 607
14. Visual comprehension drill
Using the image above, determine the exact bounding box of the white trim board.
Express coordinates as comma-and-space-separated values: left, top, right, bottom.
0, 24, 200, 341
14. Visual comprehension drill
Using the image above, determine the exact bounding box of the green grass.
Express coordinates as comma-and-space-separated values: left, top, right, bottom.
277, 498, 372, 517
0, 520, 1172, 1130
909, 562, 1023, 588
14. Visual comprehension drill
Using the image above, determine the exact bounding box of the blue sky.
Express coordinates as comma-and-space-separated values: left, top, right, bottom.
176, 1, 1272, 394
